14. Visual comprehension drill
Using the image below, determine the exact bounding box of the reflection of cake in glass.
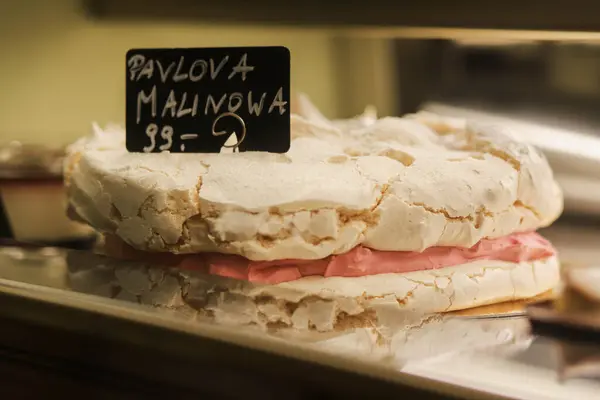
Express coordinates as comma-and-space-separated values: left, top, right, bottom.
65, 250, 534, 364
63, 94, 564, 334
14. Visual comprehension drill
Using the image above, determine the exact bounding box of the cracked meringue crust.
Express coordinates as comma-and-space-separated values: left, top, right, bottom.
174, 256, 559, 333
219, 256, 560, 332
64, 103, 562, 262
67, 249, 557, 333
96, 230, 559, 325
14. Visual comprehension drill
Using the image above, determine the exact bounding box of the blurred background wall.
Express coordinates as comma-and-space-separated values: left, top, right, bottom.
2, 1, 599, 153
2, 0, 600, 227
0, 0, 352, 145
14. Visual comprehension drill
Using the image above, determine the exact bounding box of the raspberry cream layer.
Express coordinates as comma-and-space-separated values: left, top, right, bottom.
105, 231, 556, 285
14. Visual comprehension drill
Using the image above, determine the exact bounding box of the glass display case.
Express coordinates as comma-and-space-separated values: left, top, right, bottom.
1, 229, 600, 397
2, 1, 600, 398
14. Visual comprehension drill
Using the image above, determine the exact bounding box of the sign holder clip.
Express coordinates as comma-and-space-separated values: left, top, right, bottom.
212, 112, 246, 151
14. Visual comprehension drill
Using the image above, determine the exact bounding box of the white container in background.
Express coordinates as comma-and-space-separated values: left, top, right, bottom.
0, 141, 95, 247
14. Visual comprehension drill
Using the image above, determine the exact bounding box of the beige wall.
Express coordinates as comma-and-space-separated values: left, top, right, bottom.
0, 0, 341, 145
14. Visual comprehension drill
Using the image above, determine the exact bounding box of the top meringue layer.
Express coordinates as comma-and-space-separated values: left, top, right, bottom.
64, 95, 563, 261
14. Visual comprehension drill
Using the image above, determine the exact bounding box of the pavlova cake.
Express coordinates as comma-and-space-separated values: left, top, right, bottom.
63, 95, 563, 332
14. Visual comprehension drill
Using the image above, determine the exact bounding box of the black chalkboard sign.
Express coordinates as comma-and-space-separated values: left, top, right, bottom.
125, 46, 290, 153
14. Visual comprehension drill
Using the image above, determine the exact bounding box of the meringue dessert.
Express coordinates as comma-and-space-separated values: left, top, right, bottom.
556, 265, 600, 313
63, 94, 563, 331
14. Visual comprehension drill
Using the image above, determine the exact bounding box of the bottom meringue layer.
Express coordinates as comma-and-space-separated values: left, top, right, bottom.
170, 232, 554, 284
69, 251, 559, 333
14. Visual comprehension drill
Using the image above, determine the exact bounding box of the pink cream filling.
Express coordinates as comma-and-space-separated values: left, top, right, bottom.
178, 232, 556, 284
